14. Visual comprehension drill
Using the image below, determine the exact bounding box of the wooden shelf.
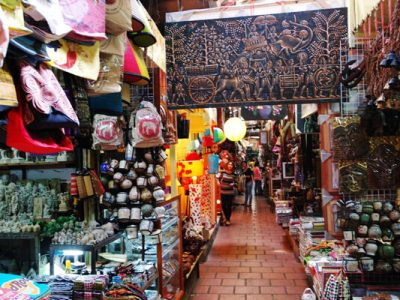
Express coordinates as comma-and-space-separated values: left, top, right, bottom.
285, 230, 300, 262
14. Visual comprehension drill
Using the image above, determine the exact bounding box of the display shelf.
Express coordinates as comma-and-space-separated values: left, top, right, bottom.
49, 232, 123, 274
142, 273, 159, 291
162, 238, 179, 258
185, 250, 203, 280
0, 161, 75, 168
163, 265, 180, 285
162, 217, 179, 232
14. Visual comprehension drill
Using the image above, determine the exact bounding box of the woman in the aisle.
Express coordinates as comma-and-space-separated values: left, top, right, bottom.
253, 162, 263, 195
242, 161, 254, 207
219, 161, 236, 226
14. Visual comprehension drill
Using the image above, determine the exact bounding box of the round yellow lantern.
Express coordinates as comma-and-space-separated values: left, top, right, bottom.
224, 117, 247, 142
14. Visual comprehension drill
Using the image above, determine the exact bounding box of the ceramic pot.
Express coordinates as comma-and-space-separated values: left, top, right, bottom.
383, 202, 394, 213
129, 186, 140, 202
130, 207, 141, 221
365, 240, 378, 256
110, 159, 119, 169
153, 186, 165, 202
155, 207, 166, 218
354, 202, 363, 213
373, 201, 383, 212
126, 225, 138, 240
140, 188, 153, 203
356, 237, 367, 248
381, 228, 394, 242
349, 213, 360, 221
389, 210, 400, 222
157, 150, 167, 163
118, 207, 130, 220
392, 223, 400, 237
120, 179, 133, 190
134, 160, 147, 174
368, 224, 382, 239
394, 239, 400, 256
118, 160, 128, 172
127, 169, 138, 181
146, 164, 154, 176
375, 260, 393, 273
378, 244, 395, 260
113, 172, 124, 183
343, 257, 359, 272
362, 203, 374, 214
392, 258, 400, 273
360, 257, 374, 272
346, 244, 359, 257
360, 213, 371, 225
371, 213, 380, 223
357, 247, 366, 257
148, 176, 159, 187
137, 176, 147, 188
141, 204, 154, 218
154, 165, 165, 180
139, 220, 154, 235
358, 225, 368, 237
103, 192, 115, 204
116, 192, 128, 204
144, 151, 154, 163
380, 215, 392, 228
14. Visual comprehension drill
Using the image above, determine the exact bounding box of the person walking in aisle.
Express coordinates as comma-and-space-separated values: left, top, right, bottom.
253, 162, 263, 195
219, 161, 236, 226
242, 161, 254, 207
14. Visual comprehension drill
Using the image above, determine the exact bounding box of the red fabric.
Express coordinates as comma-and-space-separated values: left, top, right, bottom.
6, 104, 73, 154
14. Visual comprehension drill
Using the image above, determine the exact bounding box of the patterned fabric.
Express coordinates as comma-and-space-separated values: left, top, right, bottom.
189, 184, 202, 226
219, 171, 235, 196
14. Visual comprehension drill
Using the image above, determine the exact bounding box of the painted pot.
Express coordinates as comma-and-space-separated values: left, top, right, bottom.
139, 220, 154, 236
140, 188, 153, 203
120, 179, 133, 190
343, 257, 359, 272
381, 228, 394, 242
349, 213, 360, 221
137, 176, 147, 188
375, 260, 393, 273
129, 186, 140, 202
146, 164, 154, 176
134, 160, 147, 174
365, 240, 378, 256
360, 213, 371, 225
356, 237, 367, 248
130, 207, 141, 222
371, 213, 380, 223
378, 244, 395, 260
116, 192, 128, 204
144, 151, 154, 163
127, 169, 138, 181
380, 215, 392, 228
373, 201, 383, 212
148, 175, 159, 187
391, 223, 400, 237
153, 186, 165, 202
368, 224, 382, 239
362, 203, 374, 214
389, 210, 400, 222
354, 202, 363, 213
113, 172, 124, 183
383, 202, 394, 213
126, 225, 138, 240
118, 207, 130, 220
358, 225, 368, 237
346, 244, 359, 257
360, 256, 374, 272
141, 204, 154, 218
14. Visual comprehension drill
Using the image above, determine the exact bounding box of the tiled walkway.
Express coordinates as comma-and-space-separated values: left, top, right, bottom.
191, 196, 307, 300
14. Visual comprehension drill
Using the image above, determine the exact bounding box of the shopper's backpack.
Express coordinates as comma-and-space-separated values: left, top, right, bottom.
129, 101, 164, 148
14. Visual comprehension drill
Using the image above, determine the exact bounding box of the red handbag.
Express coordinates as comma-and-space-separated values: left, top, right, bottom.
6, 100, 74, 154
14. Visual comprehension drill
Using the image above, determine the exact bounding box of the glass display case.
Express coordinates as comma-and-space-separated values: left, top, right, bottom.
124, 195, 183, 300
158, 196, 182, 300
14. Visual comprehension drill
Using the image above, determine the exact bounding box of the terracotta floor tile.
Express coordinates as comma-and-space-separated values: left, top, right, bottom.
239, 272, 262, 279
210, 286, 235, 294
220, 295, 246, 300
235, 286, 260, 294
191, 197, 307, 299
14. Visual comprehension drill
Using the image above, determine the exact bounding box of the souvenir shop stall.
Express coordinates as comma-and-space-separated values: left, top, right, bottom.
0, 0, 188, 299
297, 0, 400, 299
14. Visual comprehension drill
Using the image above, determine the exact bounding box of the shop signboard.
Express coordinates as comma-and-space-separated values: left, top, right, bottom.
166, 8, 347, 109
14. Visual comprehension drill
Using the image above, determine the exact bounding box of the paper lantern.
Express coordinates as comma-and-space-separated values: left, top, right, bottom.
213, 127, 225, 144
177, 160, 204, 179
130, 0, 145, 32
224, 117, 247, 142
123, 39, 150, 85
128, 0, 156, 48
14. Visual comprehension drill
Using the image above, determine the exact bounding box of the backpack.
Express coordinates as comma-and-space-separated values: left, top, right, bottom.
129, 101, 164, 148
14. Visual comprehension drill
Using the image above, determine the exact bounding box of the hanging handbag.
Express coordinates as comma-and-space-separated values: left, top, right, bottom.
88, 92, 123, 116
0, 6, 9, 67
59, 0, 106, 42
0, 63, 18, 111
18, 60, 79, 129
86, 53, 123, 95
6, 96, 74, 154
105, 0, 132, 35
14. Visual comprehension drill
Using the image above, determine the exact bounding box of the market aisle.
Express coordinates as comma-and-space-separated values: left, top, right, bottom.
191, 196, 307, 300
